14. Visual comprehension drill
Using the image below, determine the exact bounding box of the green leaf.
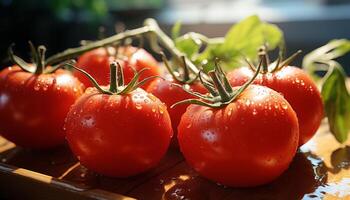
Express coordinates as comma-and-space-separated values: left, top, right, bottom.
303, 39, 350, 77
220, 15, 283, 61
174, 15, 283, 71
171, 21, 182, 40
175, 35, 201, 59
321, 65, 350, 143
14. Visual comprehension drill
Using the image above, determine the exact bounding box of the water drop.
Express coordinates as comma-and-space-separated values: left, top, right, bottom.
227, 108, 232, 116
252, 109, 257, 115
281, 103, 288, 110
245, 100, 251, 106
135, 104, 142, 110
159, 109, 164, 114
73, 87, 78, 92
80, 173, 86, 178
152, 108, 156, 113
34, 84, 40, 91
186, 123, 192, 128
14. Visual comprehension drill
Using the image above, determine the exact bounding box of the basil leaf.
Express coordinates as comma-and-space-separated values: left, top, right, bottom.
321, 65, 350, 143
220, 15, 283, 62
174, 15, 283, 71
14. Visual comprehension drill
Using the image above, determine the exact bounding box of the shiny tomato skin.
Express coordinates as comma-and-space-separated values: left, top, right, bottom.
65, 87, 173, 177
227, 66, 323, 146
0, 66, 85, 149
75, 46, 161, 89
178, 85, 299, 187
146, 75, 207, 146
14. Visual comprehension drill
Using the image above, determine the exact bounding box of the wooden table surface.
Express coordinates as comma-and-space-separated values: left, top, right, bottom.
0, 119, 349, 200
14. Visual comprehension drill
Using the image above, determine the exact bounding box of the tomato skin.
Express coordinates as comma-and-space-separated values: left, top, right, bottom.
227, 66, 323, 146
75, 46, 161, 89
146, 75, 207, 146
0, 66, 85, 149
65, 87, 172, 177
178, 85, 299, 187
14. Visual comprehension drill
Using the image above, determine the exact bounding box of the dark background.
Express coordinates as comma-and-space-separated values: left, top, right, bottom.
1, 0, 350, 73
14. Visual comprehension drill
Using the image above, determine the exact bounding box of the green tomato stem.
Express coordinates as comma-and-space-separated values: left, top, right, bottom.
109, 62, 118, 93
143, 18, 200, 75
46, 26, 153, 66
208, 70, 231, 102
34, 46, 46, 74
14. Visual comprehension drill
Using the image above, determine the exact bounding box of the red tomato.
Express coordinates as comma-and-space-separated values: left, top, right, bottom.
178, 85, 299, 187
146, 74, 207, 146
75, 46, 161, 89
227, 66, 323, 146
64, 87, 172, 177
0, 66, 84, 149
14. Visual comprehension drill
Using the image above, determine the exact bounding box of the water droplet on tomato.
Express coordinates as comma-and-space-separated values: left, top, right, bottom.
227, 108, 233, 116
34, 84, 40, 91
186, 123, 192, 128
240, 118, 245, 125
281, 103, 288, 110
135, 104, 142, 110
245, 99, 251, 106
252, 109, 257, 115
152, 108, 156, 113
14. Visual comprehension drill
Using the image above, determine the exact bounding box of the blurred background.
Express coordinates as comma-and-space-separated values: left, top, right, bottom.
0, 0, 349, 73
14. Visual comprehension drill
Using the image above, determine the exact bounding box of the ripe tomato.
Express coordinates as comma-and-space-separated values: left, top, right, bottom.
146, 74, 207, 146
65, 87, 172, 177
0, 66, 84, 149
227, 66, 323, 146
178, 85, 299, 187
75, 46, 161, 89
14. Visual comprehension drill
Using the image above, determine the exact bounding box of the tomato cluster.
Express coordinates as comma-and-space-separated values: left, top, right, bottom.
0, 41, 323, 187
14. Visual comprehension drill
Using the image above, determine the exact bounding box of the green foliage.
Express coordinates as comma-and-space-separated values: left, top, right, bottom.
321, 66, 350, 143
174, 15, 284, 71
303, 39, 350, 143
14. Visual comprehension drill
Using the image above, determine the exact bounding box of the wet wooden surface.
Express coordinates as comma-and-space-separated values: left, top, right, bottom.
0, 119, 349, 200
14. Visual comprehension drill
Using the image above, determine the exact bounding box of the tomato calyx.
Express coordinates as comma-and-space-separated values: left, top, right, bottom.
247, 45, 302, 74
160, 52, 199, 84
67, 61, 160, 95
172, 59, 262, 108
8, 42, 64, 75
